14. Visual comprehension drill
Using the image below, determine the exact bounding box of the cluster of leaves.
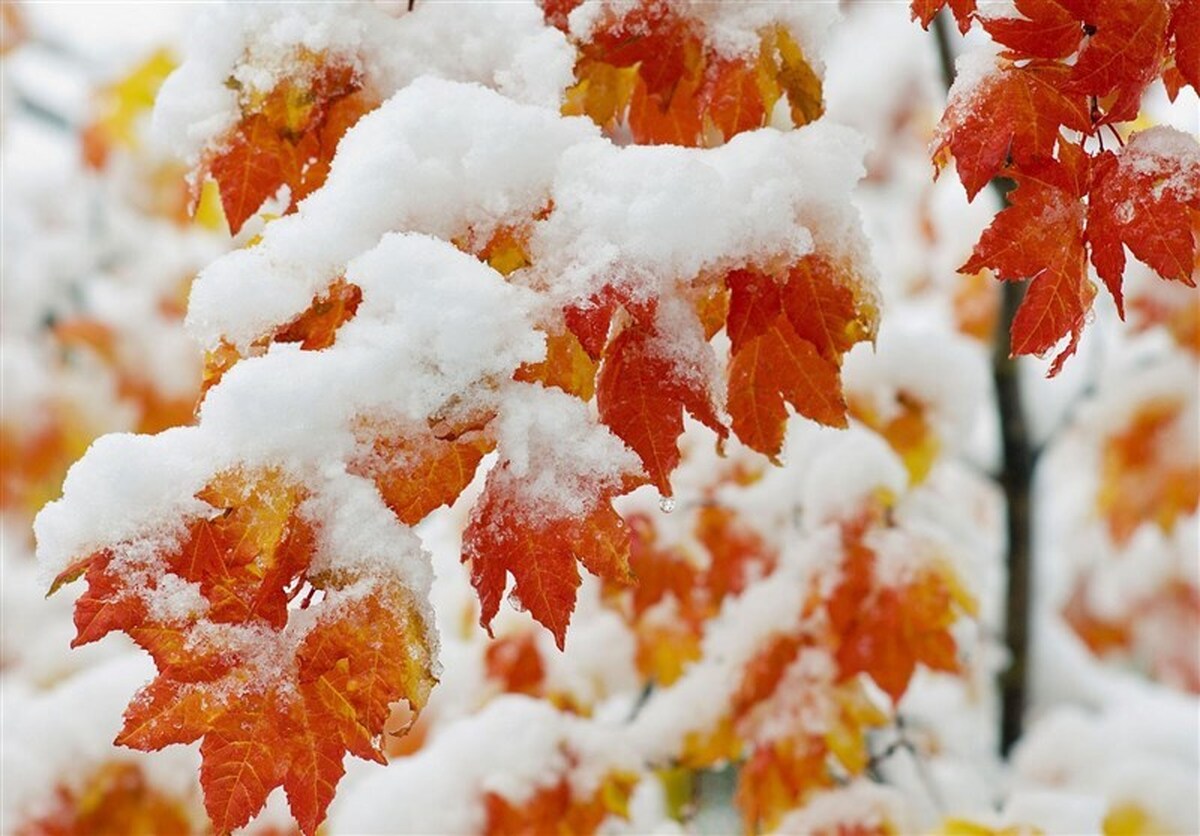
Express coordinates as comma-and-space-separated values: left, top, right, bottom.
2, 49, 213, 530
1063, 396, 1199, 692
483, 766, 637, 836
914, 0, 1200, 374
50, 469, 436, 835
609, 500, 778, 685
18, 762, 196, 836
549, 0, 823, 147
697, 504, 973, 831
199, 55, 377, 235
46, 3, 877, 833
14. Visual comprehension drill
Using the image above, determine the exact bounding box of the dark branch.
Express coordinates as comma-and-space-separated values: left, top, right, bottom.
931, 11, 1033, 756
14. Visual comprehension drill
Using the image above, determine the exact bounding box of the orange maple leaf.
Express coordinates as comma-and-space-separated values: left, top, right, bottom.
204, 62, 374, 234
826, 522, 974, 703
50, 470, 436, 836
463, 467, 638, 649
351, 422, 494, 526
727, 303, 848, 459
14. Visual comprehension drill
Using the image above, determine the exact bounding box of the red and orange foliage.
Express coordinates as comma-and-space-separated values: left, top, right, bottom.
661, 503, 973, 831
483, 769, 637, 836
603, 503, 777, 686
825, 515, 975, 703
915, 0, 1200, 374
0, 406, 95, 523
50, 3, 886, 833
199, 56, 377, 234
18, 762, 196, 836
440, 2, 877, 651
50, 468, 436, 835
1096, 399, 1199, 545
551, 0, 823, 148
1063, 395, 1200, 692
464, 460, 645, 650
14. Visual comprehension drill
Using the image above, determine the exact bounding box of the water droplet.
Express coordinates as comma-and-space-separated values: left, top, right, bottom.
658, 496, 676, 514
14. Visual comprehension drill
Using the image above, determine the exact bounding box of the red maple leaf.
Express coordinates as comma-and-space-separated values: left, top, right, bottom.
596, 319, 725, 496
980, 0, 1082, 60
1066, 0, 1170, 122
1088, 135, 1200, 313
911, 0, 977, 34
935, 61, 1090, 200
961, 154, 1095, 374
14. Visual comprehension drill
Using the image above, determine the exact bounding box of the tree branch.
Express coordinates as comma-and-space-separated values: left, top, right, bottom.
931, 11, 1033, 755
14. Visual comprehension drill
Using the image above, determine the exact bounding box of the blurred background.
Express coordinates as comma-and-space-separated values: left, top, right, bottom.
1, 2, 1197, 833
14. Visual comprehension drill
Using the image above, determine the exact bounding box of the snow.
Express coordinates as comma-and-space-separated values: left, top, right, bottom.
9, 2, 1199, 834
492, 386, 640, 518
186, 78, 595, 349
154, 1, 576, 163
0, 656, 201, 831
329, 695, 639, 834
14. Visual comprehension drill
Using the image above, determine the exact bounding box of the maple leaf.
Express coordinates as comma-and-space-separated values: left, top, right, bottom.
1168, 0, 1200, 96
1088, 134, 1200, 314
1096, 399, 1200, 545
462, 466, 637, 649
911, 0, 977, 34
826, 523, 974, 703
762, 25, 825, 129
514, 329, 599, 401
627, 74, 705, 147
119, 578, 433, 836
981, 0, 1082, 60
935, 61, 1090, 200
562, 59, 640, 135
596, 319, 725, 496
484, 632, 547, 697
736, 738, 834, 833
961, 155, 1094, 374
50, 469, 436, 836
781, 256, 875, 362
581, 1, 702, 103
204, 62, 373, 234
695, 504, 777, 604
726, 267, 850, 459
351, 422, 494, 526
563, 285, 654, 361
702, 59, 768, 142
1066, 0, 1170, 122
